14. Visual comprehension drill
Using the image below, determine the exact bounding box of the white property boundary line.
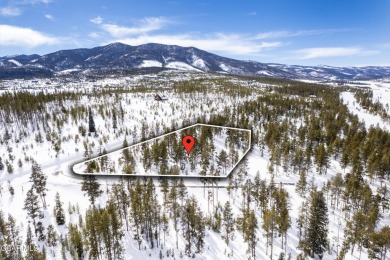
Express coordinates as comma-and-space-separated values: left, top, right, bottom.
72, 123, 252, 178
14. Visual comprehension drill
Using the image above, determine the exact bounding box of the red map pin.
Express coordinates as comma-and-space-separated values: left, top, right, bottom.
182, 135, 195, 155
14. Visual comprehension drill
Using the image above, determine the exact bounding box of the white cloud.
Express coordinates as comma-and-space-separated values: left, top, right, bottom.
90, 16, 103, 25
45, 14, 53, 20
91, 16, 170, 37
0, 7, 21, 16
0, 25, 59, 47
246, 11, 257, 16
88, 32, 100, 38
111, 33, 282, 55
292, 47, 379, 59
378, 43, 390, 49
256, 31, 293, 39
22, 0, 51, 4
256, 29, 350, 39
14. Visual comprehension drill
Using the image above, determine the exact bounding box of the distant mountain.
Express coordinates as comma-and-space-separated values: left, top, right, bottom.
1, 42, 389, 80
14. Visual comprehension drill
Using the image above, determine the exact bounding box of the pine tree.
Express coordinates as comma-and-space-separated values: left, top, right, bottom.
68, 224, 83, 260
4, 128, 11, 140
263, 205, 277, 257
6, 214, 22, 259
217, 149, 228, 175
25, 224, 37, 259
0, 157, 4, 171
252, 172, 261, 206
6, 162, 13, 174
368, 226, 390, 259
46, 224, 58, 256
42, 245, 46, 259
119, 103, 124, 122
81, 175, 103, 206
29, 162, 48, 208
54, 192, 65, 225
17, 158, 23, 168
330, 173, 344, 209
274, 186, 291, 254
296, 169, 307, 196
194, 209, 206, 254
344, 210, 367, 255
99, 210, 114, 259
162, 212, 169, 246
178, 178, 187, 207
106, 202, 124, 259
129, 179, 143, 250
243, 209, 258, 258
121, 138, 135, 174
84, 207, 101, 259
142, 145, 151, 172
258, 180, 268, 216
168, 180, 180, 249
314, 143, 329, 174
25, 224, 33, 246
54, 139, 62, 156
222, 201, 235, 245
307, 189, 328, 258
24, 187, 41, 234
8, 180, 14, 196
112, 110, 117, 133
296, 202, 308, 243
36, 221, 46, 241
159, 179, 169, 206
88, 107, 96, 133
377, 184, 389, 213
182, 196, 205, 255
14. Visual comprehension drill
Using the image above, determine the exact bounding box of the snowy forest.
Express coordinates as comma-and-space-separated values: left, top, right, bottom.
0, 72, 390, 259
74, 124, 250, 177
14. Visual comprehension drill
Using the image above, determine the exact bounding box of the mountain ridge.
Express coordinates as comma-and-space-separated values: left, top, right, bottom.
1, 42, 389, 80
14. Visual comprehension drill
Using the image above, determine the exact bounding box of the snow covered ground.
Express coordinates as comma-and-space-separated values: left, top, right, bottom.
341, 91, 390, 131
0, 74, 389, 259
341, 80, 390, 130
73, 124, 251, 177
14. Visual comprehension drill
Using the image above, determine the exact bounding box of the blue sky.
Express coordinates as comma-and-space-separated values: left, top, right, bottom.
1, 0, 389, 66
